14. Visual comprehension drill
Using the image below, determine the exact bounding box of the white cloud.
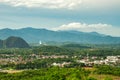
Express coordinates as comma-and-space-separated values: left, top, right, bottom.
0, 0, 119, 10
0, 0, 82, 9
53, 22, 120, 37
82, 0, 120, 10
53, 22, 111, 31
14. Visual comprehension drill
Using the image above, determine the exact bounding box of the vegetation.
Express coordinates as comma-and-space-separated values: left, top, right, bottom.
0, 44, 120, 80
0, 66, 120, 80
94, 65, 120, 76
0, 67, 90, 80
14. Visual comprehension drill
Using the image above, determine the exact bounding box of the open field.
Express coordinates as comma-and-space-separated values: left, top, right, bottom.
89, 74, 120, 80
84, 67, 120, 80
0, 70, 24, 73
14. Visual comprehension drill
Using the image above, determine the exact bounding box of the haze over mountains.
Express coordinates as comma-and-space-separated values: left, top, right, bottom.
0, 27, 120, 44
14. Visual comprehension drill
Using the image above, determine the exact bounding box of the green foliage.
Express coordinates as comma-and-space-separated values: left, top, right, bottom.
87, 77, 97, 80
104, 77, 113, 80
32, 46, 76, 55
0, 48, 32, 54
0, 44, 120, 57
15, 60, 48, 69
0, 67, 90, 80
62, 44, 91, 49
94, 65, 120, 76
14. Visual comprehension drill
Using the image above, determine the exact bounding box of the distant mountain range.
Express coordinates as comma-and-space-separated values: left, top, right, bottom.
0, 36, 30, 48
0, 27, 120, 44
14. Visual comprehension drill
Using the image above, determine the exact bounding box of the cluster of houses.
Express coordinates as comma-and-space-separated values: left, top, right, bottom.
29, 54, 68, 59
52, 62, 71, 67
0, 53, 120, 68
0, 54, 33, 65
77, 55, 120, 66
0, 54, 69, 65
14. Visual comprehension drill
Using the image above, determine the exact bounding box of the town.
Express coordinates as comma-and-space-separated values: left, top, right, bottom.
0, 53, 120, 69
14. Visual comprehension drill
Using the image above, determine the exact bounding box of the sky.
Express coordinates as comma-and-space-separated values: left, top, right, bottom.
0, 0, 120, 37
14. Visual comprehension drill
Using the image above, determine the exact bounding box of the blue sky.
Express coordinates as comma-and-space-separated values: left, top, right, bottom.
0, 0, 120, 36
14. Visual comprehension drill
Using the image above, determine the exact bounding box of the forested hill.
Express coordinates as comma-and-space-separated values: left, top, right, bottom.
0, 36, 30, 48
0, 27, 120, 44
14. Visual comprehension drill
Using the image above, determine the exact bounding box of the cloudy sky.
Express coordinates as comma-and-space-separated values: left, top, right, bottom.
0, 0, 120, 36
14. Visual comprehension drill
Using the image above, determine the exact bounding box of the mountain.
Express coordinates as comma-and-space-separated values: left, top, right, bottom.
0, 36, 30, 48
0, 40, 3, 48
0, 27, 120, 44
62, 44, 91, 49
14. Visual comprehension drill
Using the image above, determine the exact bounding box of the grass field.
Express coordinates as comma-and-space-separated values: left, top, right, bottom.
83, 67, 120, 80
0, 68, 120, 80
89, 74, 120, 80
0, 70, 23, 73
